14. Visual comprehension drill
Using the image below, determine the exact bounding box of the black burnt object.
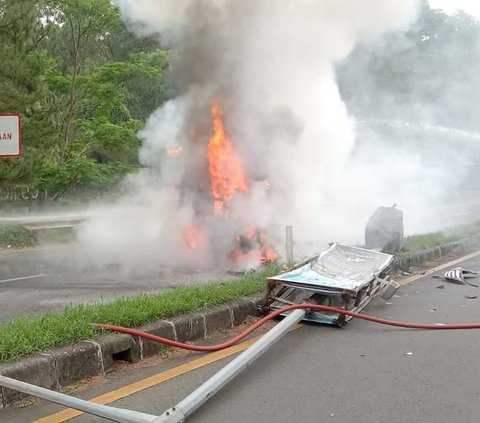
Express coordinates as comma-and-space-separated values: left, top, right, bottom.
365, 205, 404, 252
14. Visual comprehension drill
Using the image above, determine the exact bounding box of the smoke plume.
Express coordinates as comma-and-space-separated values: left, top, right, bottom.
79, 0, 422, 267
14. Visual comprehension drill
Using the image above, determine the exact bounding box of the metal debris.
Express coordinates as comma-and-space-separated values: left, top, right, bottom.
444, 267, 479, 287
465, 295, 478, 300
263, 243, 396, 325
227, 269, 255, 276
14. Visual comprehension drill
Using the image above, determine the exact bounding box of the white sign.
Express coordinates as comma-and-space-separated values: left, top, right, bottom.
0, 114, 21, 157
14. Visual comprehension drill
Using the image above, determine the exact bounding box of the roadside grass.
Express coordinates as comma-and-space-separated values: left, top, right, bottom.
0, 266, 278, 364
0, 225, 76, 249
2, 220, 480, 364
404, 220, 480, 251
0, 225, 38, 248
36, 227, 77, 244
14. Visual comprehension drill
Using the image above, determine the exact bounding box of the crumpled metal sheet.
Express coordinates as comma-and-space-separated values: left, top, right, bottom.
266, 243, 396, 325
445, 267, 478, 287
270, 243, 393, 293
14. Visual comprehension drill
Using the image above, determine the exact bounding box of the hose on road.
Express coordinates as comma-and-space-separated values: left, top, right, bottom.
95, 304, 480, 353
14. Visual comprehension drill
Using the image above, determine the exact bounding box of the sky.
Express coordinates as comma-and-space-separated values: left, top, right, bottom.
428, 0, 480, 18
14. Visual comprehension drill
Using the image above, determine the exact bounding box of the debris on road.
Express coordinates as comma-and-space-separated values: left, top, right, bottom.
263, 243, 397, 325
444, 267, 479, 287
365, 205, 404, 251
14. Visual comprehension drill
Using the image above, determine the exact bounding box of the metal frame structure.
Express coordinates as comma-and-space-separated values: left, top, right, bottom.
262, 243, 397, 325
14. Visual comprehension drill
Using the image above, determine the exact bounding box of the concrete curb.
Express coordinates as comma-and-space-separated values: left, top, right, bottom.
1, 236, 480, 408
393, 235, 480, 272
0, 297, 261, 408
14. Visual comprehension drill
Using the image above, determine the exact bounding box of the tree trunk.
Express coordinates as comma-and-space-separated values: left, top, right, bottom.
60, 17, 81, 164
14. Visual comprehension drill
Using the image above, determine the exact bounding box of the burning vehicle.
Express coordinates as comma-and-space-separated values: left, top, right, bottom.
168, 100, 278, 268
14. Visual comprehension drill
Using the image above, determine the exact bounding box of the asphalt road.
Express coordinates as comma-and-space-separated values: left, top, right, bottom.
3, 254, 480, 423
0, 245, 232, 324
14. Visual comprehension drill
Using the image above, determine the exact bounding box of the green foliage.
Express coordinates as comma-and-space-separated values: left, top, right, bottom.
36, 227, 76, 244
38, 157, 137, 199
0, 0, 169, 200
0, 225, 38, 248
338, 0, 480, 132
404, 220, 480, 251
0, 267, 279, 362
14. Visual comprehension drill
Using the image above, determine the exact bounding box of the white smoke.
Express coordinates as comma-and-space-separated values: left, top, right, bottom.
79, 0, 421, 267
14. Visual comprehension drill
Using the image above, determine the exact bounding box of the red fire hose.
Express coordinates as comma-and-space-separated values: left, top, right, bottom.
95, 304, 480, 353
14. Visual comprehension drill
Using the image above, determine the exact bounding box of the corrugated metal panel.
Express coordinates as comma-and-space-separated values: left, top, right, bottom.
269, 243, 393, 292
265, 243, 396, 326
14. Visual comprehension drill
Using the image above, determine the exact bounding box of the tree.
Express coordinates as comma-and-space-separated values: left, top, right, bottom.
1, 0, 170, 201
45, 0, 121, 163
0, 0, 59, 186
337, 0, 480, 132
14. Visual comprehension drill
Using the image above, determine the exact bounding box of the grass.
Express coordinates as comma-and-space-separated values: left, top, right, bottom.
0, 225, 38, 248
36, 227, 77, 244
2, 219, 480, 364
404, 220, 480, 252
0, 225, 76, 249
0, 266, 278, 363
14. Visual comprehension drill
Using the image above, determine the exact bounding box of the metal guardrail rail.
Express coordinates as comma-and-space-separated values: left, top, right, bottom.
0, 215, 86, 230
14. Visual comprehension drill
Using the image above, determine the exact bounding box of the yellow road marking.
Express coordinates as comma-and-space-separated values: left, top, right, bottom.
34, 251, 480, 422
399, 249, 480, 286
35, 324, 304, 423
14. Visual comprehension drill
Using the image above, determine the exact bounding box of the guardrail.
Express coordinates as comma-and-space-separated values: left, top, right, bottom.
0, 216, 87, 231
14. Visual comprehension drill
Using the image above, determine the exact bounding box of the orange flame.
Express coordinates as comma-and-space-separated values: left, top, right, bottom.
259, 229, 278, 264
183, 225, 203, 250
207, 103, 248, 215
245, 224, 256, 240
167, 145, 184, 157
229, 227, 278, 265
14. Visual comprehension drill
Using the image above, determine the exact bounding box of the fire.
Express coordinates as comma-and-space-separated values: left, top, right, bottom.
207, 103, 248, 215
181, 101, 278, 265
183, 225, 203, 250
229, 226, 278, 265
259, 230, 279, 264
166, 145, 184, 157
245, 224, 256, 240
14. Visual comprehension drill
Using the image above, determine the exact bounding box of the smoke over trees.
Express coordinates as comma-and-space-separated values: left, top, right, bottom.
338, 0, 480, 132
2, 0, 480, 258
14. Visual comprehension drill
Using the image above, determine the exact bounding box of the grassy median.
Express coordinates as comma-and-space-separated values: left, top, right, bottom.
0, 266, 278, 363
0, 225, 38, 248
404, 220, 480, 251
2, 220, 480, 364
